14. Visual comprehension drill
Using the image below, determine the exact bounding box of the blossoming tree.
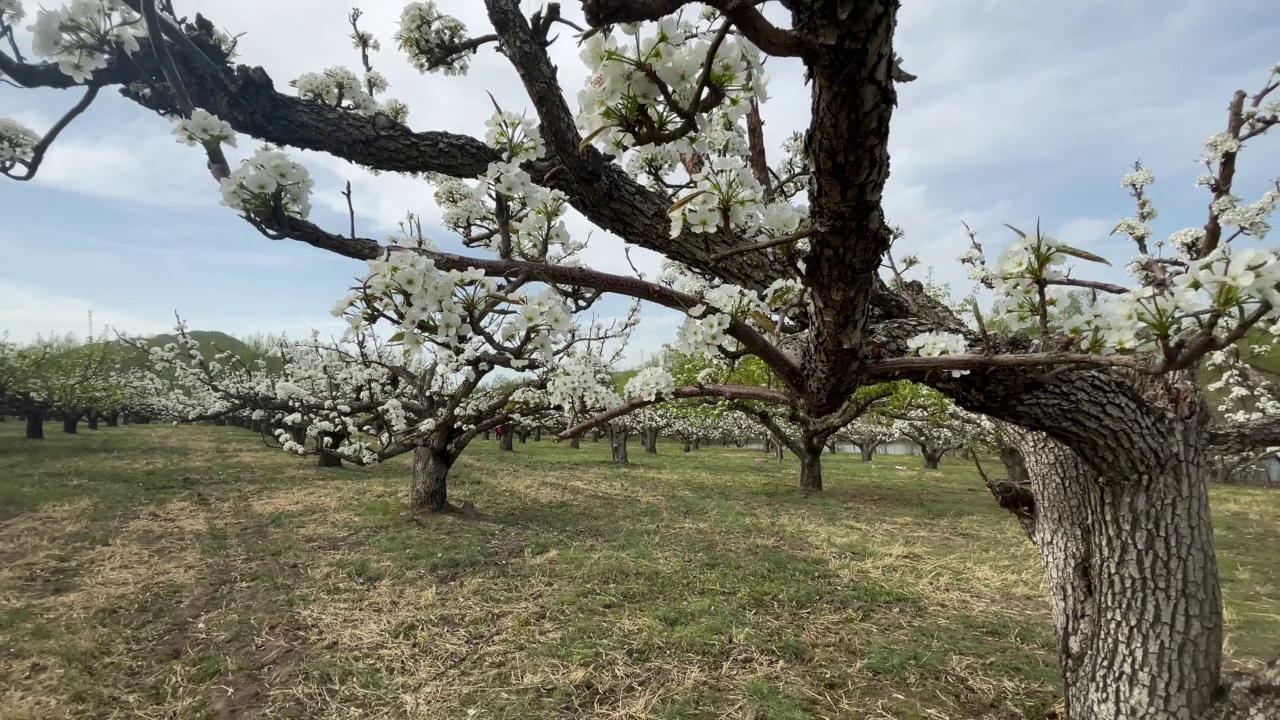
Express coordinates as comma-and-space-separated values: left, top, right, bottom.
4, 0, 1280, 714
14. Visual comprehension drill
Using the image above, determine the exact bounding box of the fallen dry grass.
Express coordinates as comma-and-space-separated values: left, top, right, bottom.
1, 425, 1276, 718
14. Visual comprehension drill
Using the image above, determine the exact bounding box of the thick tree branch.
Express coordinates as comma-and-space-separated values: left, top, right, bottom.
1207, 418, 1280, 453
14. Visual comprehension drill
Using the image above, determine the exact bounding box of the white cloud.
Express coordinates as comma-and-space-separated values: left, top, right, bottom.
0, 278, 173, 341
3, 0, 1278, 346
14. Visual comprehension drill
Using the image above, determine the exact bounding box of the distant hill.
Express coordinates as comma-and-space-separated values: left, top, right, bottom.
117, 330, 283, 373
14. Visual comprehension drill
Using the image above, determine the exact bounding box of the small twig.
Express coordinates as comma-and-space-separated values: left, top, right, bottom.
342, 181, 356, 238
4, 85, 100, 181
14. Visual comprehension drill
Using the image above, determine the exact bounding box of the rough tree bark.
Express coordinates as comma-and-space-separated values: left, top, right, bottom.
409, 444, 452, 513
499, 426, 514, 452
946, 369, 1279, 719
609, 425, 629, 464
858, 443, 875, 462
798, 432, 826, 491
644, 428, 659, 454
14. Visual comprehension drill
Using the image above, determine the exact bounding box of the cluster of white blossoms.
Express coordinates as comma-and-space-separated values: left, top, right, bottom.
0, 117, 39, 165
289, 66, 409, 123
24, 0, 146, 83
218, 148, 315, 220
546, 350, 624, 412
623, 366, 676, 402
576, 15, 766, 156
0, 0, 22, 24
905, 333, 970, 377
1205, 343, 1280, 425
395, 0, 471, 76
172, 109, 236, 148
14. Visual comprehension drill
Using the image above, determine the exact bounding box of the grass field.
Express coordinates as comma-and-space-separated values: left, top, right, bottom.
1, 424, 1277, 719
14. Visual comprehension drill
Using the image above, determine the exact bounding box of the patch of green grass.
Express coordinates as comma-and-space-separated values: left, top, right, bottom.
0, 423, 1276, 719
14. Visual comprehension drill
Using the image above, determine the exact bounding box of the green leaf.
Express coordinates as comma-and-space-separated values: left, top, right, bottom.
579, 124, 612, 150
1003, 224, 1027, 239
668, 190, 709, 215
1054, 244, 1112, 266
388, 332, 406, 343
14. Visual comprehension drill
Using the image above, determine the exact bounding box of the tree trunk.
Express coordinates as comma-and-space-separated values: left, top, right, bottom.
609, 425, 630, 464
1003, 426, 1225, 718
534, 427, 541, 441
827, 439, 838, 453
569, 435, 580, 449
518, 429, 528, 444
409, 445, 452, 512
693, 438, 701, 450
25, 411, 44, 440
644, 428, 658, 454
500, 426, 514, 452
683, 438, 692, 452
762, 438, 771, 453
62, 413, 80, 434
483, 430, 490, 440
86, 410, 99, 430
859, 443, 875, 462
922, 447, 943, 469
798, 434, 825, 491
316, 432, 345, 467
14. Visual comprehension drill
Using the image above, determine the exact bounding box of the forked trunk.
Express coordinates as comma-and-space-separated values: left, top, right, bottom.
409, 445, 452, 512
859, 443, 874, 462
921, 447, 944, 469
26, 412, 44, 440
609, 425, 629, 464
644, 428, 658, 454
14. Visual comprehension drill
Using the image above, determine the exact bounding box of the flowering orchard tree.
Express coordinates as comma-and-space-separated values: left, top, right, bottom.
833, 416, 896, 462
1204, 339, 1280, 484
141, 300, 627, 511
5, 0, 1280, 713
0, 333, 53, 438
870, 381, 998, 469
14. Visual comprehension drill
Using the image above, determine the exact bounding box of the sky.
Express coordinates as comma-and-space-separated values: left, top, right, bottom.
1, 0, 1278, 368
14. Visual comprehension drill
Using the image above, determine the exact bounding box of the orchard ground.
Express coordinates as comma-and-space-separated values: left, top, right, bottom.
1, 425, 1276, 720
